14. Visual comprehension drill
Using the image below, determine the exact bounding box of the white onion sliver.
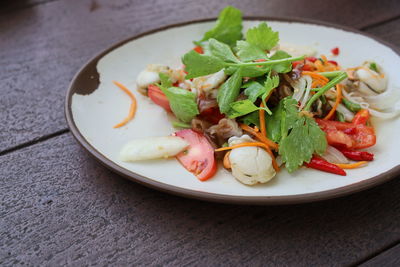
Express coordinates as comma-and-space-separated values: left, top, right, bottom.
299, 75, 312, 110
330, 101, 354, 122
321, 146, 349, 164
291, 76, 307, 101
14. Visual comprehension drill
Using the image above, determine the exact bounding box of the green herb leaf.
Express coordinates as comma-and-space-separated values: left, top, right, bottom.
235, 40, 268, 62
198, 6, 243, 47
172, 121, 191, 129
265, 97, 298, 142
224, 65, 269, 77
269, 50, 292, 73
279, 116, 327, 173
239, 111, 260, 126
369, 62, 378, 72
209, 38, 240, 63
243, 81, 265, 102
159, 72, 173, 88
182, 50, 226, 79
228, 99, 259, 118
217, 68, 243, 114
246, 22, 279, 51
160, 86, 199, 123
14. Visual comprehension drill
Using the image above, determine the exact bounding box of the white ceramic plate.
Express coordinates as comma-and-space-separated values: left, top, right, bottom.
66, 18, 400, 205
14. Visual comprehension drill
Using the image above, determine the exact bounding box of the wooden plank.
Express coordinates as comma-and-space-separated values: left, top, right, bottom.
1, 0, 400, 152
365, 18, 400, 46
0, 0, 58, 14
1, 133, 400, 266
361, 244, 400, 266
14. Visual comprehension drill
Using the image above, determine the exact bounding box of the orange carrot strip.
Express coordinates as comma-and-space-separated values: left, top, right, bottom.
239, 124, 280, 171
239, 124, 278, 151
323, 84, 343, 120
302, 71, 329, 83
113, 81, 137, 128
215, 142, 269, 152
216, 142, 280, 171
259, 103, 267, 137
335, 161, 368, 169
314, 60, 325, 72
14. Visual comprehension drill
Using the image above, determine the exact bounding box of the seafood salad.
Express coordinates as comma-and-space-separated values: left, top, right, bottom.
114, 6, 400, 186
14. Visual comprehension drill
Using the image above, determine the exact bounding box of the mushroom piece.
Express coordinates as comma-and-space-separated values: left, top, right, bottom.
227, 135, 276, 185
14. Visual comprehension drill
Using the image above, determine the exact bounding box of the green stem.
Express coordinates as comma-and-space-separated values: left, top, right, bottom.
304, 72, 348, 111
225, 55, 305, 67
318, 71, 344, 79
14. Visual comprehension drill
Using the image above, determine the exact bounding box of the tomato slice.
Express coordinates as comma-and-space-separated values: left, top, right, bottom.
175, 129, 217, 181
352, 109, 370, 125
316, 119, 376, 149
148, 84, 172, 112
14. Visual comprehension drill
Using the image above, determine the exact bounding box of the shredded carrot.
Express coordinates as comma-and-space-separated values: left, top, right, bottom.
253, 126, 260, 132
302, 71, 329, 83
215, 142, 280, 171
239, 124, 278, 151
113, 81, 137, 128
321, 55, 328, 63
323, 84, 343, 120
312, 80, 328, 88
259, 103, 267, 137
314, 60, 325, 72
223, 151, 231, 169
335, 161, 368, 169
215, 142, 269, 152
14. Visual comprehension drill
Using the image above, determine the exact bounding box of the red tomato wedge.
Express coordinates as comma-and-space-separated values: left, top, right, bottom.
148, 84, 172, 112
175, 129, 217, 181
316, 119, 376, 149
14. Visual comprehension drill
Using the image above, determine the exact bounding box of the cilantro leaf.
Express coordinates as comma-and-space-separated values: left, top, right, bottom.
224, 65, 269, 77
159, 72, 172, 88
239, 111, 260, 126
269, 50, 293, 73
235, 40, 268, 62
198, 6, 243, 47
279, 116, 327, 172
246, 22, 279, 51
182, 50, 226, 79
228, 99, 259, 118
266, 97, 299, 143
243, 81, 265, 102
217, 68, 243, 114
209, 39, 240, 63
160, 86, 199, 123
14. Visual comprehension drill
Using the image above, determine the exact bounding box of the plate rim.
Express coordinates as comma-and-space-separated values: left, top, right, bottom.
65, 16, 400, 205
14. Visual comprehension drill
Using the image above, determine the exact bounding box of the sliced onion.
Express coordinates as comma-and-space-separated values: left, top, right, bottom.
286, 75, 307, 101
329, 101, 354, 122
321, 146, 349, 164
299, 75, 312, 110
342, 89, 400, 119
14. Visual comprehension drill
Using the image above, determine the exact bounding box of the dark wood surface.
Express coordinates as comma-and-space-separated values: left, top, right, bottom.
1, 0, 400, 265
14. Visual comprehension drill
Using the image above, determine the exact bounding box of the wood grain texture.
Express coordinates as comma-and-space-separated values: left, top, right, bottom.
1, 133, 400, 266
1, 0, 400, 152
361, 244, 400, 267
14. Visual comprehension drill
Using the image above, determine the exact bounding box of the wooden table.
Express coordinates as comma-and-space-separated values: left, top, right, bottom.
1, 0, 400, 265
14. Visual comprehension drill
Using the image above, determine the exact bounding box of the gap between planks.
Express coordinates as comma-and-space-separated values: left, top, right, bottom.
352, 239, 400, 266
0, 129, 69, 157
